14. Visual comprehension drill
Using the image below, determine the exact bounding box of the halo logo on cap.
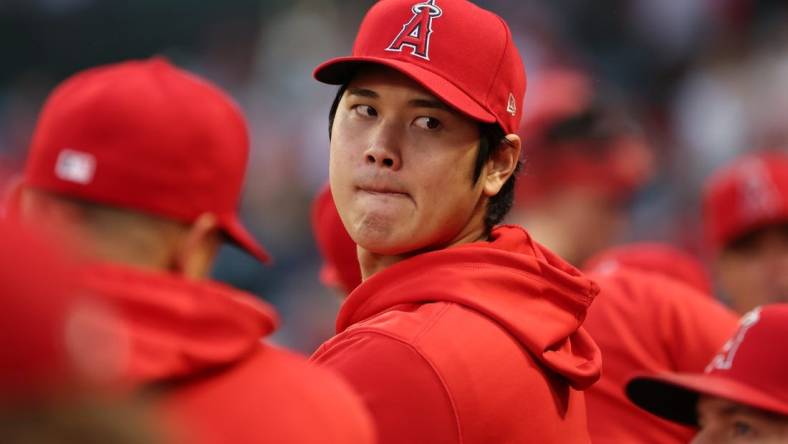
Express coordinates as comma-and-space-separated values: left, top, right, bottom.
706, 307, 762, 372
55, 149, 96, 185
385, 0, 443, 61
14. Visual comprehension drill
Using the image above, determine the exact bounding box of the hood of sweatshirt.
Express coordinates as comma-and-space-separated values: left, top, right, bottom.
75, 264, 277, 386
336, 225, 602, 389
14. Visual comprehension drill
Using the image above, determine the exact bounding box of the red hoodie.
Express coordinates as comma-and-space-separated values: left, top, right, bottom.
79, 264, 375, 444
311, 225, 601, 444
583, 268, 738, 444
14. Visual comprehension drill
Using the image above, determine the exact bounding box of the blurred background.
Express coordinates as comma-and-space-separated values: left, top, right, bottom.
1, 0, 787, 353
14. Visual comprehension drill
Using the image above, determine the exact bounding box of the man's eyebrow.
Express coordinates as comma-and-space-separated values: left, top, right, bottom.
347, 88, 378, 98
408, 98, 455, 113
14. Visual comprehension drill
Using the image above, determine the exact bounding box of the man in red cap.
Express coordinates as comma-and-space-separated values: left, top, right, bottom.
310, 1, 601, 442
627, 304, 788, 443
581, 244, 738, 444
10, 58, 374, 444
508, 68, 654, 266
704, 150, 788, 314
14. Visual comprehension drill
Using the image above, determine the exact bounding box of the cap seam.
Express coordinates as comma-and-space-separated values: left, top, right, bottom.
483, 15, 511, 129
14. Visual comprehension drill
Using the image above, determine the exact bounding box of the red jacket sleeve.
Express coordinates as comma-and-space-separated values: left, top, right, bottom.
312, 330, 460, 444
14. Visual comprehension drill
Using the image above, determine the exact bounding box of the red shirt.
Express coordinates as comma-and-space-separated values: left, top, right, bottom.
583, 269, 738, 444
312, 225, 602, 444
79, 264, 375, 444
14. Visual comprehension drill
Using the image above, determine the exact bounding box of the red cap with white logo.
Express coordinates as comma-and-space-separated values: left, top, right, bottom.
626, 304, 788, 425
22, 57, 270, 263
314, 0, 526, 134
703, 150, 788, 251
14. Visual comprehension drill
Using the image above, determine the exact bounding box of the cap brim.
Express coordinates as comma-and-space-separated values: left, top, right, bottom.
220, 214, 271, 264
314, 56, 496, 125
626, 372, 788, 426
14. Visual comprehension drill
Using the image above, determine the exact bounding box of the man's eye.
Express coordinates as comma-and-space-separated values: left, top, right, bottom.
732, 420, 756, 437
353, 105, 377, 117
414, 116, 441, 130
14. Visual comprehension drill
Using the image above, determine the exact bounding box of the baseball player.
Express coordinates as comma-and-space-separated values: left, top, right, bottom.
508, 68, 654, 266
310, 1, 601, 442
703, 150, 788, 314
10, 58, 374, 444
627, 304, 788, 443
581, 244, 738, 443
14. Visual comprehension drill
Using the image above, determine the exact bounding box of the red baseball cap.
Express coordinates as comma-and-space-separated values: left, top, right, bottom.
703, 150, 788, 251
314, 0, 526, 134
22, 57, 269, 263
626, 304, 788, 425
311, 184, 362, 294
583, 242, 712, 296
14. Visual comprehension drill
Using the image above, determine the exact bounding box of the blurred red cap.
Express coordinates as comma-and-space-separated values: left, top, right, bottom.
583, 242, 712, 296
515, 68, 654, 205
314, 0, 526, 134
703, 150, 788, 251
23, 57, 269, 263
311, 185, 361, 295
627, 304, 788, 424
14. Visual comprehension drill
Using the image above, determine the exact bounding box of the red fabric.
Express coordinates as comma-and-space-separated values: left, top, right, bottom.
583, 242, 713, 295
0, 221, 80, 397
79, 264, 375, 444
314, 0, 526, 134
703, 149, 788, 251
311, 184, 362, 294
23, 57, 268, 262
582, 268, 738, 444
628, 304, 788, 424
312, 225, 601, 443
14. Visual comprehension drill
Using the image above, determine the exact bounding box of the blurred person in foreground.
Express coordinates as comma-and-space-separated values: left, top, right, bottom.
703, 149, 788, 314
8, 58, 374, 444
627, 304, 788, 443
0, 219, 166, 444
309, 0, 602, 442
581, 243, 738, 444
508, 68, 654, 266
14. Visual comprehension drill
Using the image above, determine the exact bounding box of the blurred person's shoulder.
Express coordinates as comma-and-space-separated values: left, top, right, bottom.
159, 342, 375, 444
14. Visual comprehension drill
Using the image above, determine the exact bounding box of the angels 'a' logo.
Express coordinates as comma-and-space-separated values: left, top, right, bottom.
385, 0, 443, 61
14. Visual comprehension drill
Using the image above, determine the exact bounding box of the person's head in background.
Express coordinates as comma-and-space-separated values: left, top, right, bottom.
508, 68, 654, 266
9, 58, 269, 278
627, 304, 788, 444
0, 219, 166, 444
704, 150, 788, 314
311, 184, 361, 296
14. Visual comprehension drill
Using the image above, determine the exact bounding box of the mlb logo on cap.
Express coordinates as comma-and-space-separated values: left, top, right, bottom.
55, 149, 96, 185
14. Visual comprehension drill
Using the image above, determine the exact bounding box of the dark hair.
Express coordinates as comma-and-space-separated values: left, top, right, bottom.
328, 85, 520, 235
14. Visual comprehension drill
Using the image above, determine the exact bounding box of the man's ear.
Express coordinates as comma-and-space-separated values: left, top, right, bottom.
482, 134, 521, 197
171, 213, 221, 280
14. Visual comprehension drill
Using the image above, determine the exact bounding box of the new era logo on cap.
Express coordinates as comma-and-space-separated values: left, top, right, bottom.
55, 149, 96, 185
